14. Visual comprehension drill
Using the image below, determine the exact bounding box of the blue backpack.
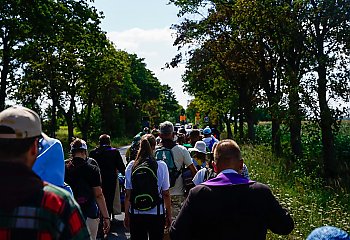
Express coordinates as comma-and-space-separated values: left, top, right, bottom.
155, 146, 179, 187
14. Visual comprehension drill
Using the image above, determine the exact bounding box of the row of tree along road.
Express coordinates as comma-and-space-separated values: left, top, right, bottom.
168, 0, 350, 181
0, 1, 183, 142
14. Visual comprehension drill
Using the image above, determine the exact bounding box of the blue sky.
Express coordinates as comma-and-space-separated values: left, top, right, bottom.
89, 0, 192, 108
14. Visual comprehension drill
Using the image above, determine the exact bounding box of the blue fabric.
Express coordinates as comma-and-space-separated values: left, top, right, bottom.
32, 137, 65, 187
307, 226, 350, 240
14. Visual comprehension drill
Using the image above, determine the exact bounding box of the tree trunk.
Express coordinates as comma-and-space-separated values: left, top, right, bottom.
225, 116, 233, 139
0, 36, 10, 111
234, 111, 238, 136
67, 116, 74, 143
317, 54, 337, 178
50, 101, 57, 138
289, 71, 302, 159
238, 107, 244, 140
244, 92, 255, 142
246, 109, 255, 142
272, 117, 282, 155
81, 98, 93, 141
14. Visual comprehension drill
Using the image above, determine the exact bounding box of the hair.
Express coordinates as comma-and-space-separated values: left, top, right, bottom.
159, 121, 174, 136
178, 128, 186, 135
0, 126, 38, 158
214, 139, 241, 164
99, 134, 111, 146
189, 129, 201, 145
151, 129, 160, 138
70, 138, 87, 156
193, 151, 206, 162
176, 133, 186, 145
132, 134, 156, 170
190, 129, 200, 138
143, 127, 150, 134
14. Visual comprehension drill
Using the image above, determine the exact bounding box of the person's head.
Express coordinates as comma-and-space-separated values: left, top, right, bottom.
151, 128, 160, 138
178, 128, 186, 135
99, 134, 111, 146
70, 138, 88, 159
213, 139, 243, 173
307, 226, 349, 240
203, 126, 212, 137
176, 133, 186, 145
159, 121, 174, 140
0, 106, 45, 167
191, 141, 207, 162
133, 134, 156, 169
143, 127, 150, 134
189, 129, 202, 145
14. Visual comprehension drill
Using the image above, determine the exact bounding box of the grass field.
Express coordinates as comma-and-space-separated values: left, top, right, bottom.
243, 145, 349, 239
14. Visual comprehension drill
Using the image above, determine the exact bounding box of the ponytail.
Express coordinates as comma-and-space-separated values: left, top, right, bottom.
132, 134, 156, 171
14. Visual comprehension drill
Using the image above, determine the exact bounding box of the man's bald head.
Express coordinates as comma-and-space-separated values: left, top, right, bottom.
214, 140, 242, 172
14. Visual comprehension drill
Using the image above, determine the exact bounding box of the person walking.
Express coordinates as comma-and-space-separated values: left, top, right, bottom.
65, 138, 110, 240
170, 139, 294, 240
156, 121, 197, 221
202, 126, 219, 152
0, 106, 89, 239
89, 134, 125, 219
124, 134, 172, 240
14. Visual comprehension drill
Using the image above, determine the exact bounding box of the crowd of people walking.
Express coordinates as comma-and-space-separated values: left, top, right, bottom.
0, 106, 349, 240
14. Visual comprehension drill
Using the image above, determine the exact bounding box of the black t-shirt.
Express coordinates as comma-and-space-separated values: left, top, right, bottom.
89, 146, 126, 182
64, 157, 101, 197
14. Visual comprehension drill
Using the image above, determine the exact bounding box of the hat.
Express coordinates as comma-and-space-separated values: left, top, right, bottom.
70, 140, 88, 152
0, 106, 44, 139
190, 141, 207, 154
307, 226, 349, 240
203, 126, 212, 135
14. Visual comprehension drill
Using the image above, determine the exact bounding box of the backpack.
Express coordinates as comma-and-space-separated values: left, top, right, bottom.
208, 137, 217, 151
204, 167, 217, 182
182, 166, 195, 196
155, 146, 180, 187
131, 159, 160, 212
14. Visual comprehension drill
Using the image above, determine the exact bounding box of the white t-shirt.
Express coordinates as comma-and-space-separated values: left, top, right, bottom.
192, 167, 207, 185
169, 145, 193, 196
125, 160, 170, 215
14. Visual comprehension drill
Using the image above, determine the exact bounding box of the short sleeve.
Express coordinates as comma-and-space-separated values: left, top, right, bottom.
158, 161, 170, 191
88, 165, 101, 188
192, 168, 206, 185
181, 146, 193, 167
125, 161, 134, 190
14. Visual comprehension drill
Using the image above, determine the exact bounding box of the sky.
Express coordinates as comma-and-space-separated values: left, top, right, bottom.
89, 0, 192, 108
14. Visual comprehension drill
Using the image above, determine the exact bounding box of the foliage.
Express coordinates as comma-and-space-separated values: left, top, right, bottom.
169, 0, 350, 178
1, 0, 182, 141
243, 145, 350, 239
254, 121, 350, 188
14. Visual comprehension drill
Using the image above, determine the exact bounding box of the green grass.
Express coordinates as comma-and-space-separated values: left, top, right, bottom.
243, 145, 350, 239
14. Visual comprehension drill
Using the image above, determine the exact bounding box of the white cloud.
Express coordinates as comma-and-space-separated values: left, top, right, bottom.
107, 28, 175, 52
106, 28, 192, 108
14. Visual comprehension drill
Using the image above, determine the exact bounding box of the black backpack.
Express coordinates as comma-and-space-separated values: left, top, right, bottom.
204, 167, 217, 182
131, 159, 160, 212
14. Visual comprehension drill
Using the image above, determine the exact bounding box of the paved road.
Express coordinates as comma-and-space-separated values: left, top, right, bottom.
106, 145, 130, 240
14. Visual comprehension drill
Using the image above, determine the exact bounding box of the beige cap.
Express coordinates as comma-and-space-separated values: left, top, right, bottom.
0, 106, 43, 139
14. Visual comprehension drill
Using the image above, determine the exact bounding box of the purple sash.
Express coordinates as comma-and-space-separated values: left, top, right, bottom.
202, 172, 255, 186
